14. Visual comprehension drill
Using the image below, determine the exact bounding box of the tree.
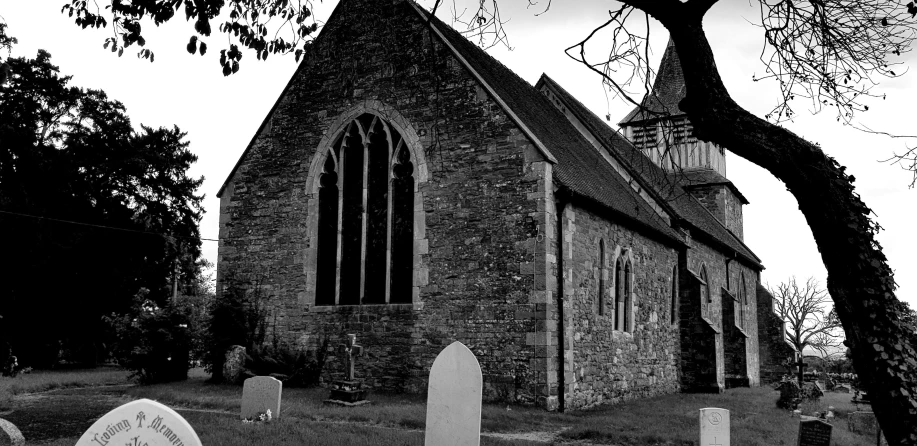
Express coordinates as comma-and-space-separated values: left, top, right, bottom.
0, 33, 205, 367
59, 0, 917, 442
771, 277, 844, 357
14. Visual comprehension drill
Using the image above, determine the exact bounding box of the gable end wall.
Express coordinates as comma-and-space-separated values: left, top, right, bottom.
217, 1, 554, 404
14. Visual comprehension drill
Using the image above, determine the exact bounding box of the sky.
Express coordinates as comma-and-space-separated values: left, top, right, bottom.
2, 0, 915, 312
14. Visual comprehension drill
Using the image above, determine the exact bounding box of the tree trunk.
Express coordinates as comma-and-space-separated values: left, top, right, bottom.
658, 16, 916, 445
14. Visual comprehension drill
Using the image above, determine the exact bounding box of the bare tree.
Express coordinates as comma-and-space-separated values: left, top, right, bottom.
58, 0, 917, 442
771, 277, 844, 357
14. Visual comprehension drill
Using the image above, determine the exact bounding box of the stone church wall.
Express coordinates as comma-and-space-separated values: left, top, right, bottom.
217, 1, 552, 404
562, 204, 680, 409
686, 185, 745, 241
756, 284, 796, 384
679, 235, 760, 390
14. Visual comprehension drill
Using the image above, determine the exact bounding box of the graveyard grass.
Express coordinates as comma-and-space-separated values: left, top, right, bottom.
3, 368, 878, 445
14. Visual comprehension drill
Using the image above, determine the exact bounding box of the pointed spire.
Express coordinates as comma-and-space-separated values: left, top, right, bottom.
619, 37, 687, 125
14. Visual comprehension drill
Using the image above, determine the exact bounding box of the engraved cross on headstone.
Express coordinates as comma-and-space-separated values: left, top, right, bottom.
338, 334, 363, 381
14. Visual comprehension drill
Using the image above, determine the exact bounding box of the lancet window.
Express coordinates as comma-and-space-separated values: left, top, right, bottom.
614, 256, 632, 332
598, 240, 605, 316
314, 114, 415, 306
699, 265, 710, 318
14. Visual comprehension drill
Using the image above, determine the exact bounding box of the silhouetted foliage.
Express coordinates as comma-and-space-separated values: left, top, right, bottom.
0, 34, 204, 368
60, 0, 320, 75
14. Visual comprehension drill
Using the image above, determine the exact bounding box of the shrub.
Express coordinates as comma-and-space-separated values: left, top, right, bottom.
103, 289, 196, 384
203, 274, 268, 382
245, 340, 329, 387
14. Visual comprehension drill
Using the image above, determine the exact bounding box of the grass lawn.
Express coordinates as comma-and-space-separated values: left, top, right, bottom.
2, 368, 879, 445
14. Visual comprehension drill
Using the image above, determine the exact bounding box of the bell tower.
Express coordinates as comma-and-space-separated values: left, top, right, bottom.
619, 39, 748, 240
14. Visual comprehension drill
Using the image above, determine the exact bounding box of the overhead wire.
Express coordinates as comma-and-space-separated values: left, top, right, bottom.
0, 209, 219, 242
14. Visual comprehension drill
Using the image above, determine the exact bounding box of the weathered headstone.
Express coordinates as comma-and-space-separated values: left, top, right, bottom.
847, 411, 887, 444
699, 407, 730, 446
241, 376, 282, 420
75, 399, 202, 446
425, 341, 482, 446
223, 345, 247, 384
847, 411, 877, 435
0, 418, 24, 446
797, 418, 831, 446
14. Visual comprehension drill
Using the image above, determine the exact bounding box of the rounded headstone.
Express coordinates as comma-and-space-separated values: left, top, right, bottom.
0, 418, 24, 446
75, 399, 202, 446
424, 341, 482, 446
223, 345, 247, 384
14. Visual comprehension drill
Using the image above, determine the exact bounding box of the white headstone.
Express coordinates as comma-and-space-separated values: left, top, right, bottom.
75, 399, 202, 446
241, 376, 283, 420
424, 341, 482, 446
699, 407, 730, 446
0, 418, 24, 446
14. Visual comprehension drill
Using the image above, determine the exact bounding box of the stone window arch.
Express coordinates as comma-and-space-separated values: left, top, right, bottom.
306, 106, 428, 307
612, 247, 635, 333
699, 264, 710, 318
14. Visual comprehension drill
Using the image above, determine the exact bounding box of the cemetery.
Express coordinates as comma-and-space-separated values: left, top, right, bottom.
0, 342, 887, 445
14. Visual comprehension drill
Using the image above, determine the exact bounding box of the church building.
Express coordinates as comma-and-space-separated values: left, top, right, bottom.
216, 0, 793, 410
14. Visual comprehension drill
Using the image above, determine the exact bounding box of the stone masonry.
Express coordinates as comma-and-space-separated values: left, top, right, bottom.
217, 0, 768, 410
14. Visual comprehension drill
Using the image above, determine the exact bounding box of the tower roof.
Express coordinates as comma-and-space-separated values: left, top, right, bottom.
620, 38, 687, 125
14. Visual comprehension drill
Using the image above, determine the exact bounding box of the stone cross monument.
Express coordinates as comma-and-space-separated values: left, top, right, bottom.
325, 334, 369, 406
340, 333, 364, 381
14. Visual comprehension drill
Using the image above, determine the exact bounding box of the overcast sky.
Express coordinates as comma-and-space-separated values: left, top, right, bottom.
3, 1, 915, 310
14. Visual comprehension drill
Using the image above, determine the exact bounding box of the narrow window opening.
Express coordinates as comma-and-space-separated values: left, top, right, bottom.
598, 240, 605, 316
390, 143, 414, 303
339, 122, 365, 305
670, 264, 678, 325
699, 265, 710, 318
624, 260, 632, 332
315, 154, 339, 306
615, 258, 624, 330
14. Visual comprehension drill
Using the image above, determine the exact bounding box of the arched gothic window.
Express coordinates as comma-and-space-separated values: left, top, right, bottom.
614, 255, 632, 332
314, 114, 415, 306
699, 265, 710, 318
671, 264, 678, 325
598, 240, 605, 316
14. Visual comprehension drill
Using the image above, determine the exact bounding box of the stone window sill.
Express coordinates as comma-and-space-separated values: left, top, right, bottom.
308, 302, 424, 313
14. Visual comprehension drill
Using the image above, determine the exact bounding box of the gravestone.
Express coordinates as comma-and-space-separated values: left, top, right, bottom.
847, 411, 887, 445
241, 376, 283, 420
75, 399, 202, 446
797, 419, 831, 446
326, 334, 369, 406
699, 407, 730, 446
425, 341, 482, 446
847, 411, 877, 435
0, 418, 24, 446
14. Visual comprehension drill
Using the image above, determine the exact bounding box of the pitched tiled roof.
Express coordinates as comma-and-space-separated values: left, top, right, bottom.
620, 38, 687, 125
670, 169, 749, 204
407, 3, 684, 246
536, 75, 762, 269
